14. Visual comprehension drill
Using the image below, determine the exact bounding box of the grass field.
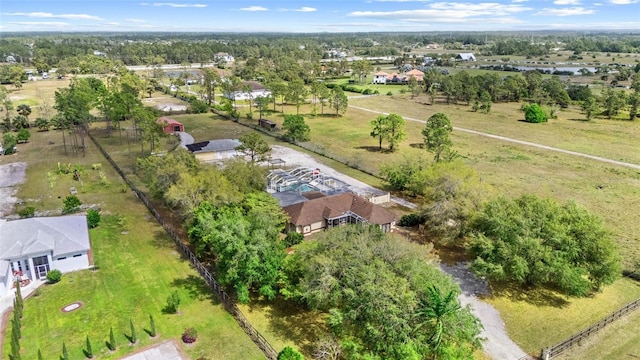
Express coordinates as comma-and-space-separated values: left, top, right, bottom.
1, 128, 264, 360
7, 75, 640, 359
484, 278, 640, 355
228, 93, 640, 356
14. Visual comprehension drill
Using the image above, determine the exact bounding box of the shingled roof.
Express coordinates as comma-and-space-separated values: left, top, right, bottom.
283, 192, 395, 227
0, 216, 90, 259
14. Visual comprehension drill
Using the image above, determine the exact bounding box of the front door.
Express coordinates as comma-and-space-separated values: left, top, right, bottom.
32, 256, 50, 279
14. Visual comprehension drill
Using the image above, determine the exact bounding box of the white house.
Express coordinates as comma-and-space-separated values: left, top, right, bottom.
225, 81, 272, 101
214, 52, 235, 64
0, 215, 92, 295
456, 53, 477, 61
185, 139, 242, 163
372, 71, 389, 84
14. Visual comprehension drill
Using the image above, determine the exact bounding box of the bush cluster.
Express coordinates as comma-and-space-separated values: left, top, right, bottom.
181, 328, 198, 343
46, 269, 62, 283
399, 213, 423, 227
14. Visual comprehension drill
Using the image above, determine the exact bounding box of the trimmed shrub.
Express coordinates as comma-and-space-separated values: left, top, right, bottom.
181, 328, 198, 343
86, 209, 101, 228
164, 290, 181, 314
18, 206, 35, 218
85, 336, 93, 358
62, 195, 82, 214
149, 314, 157, 337
129, 319, 137, 344
46, 269, 62, 283
107, 327, 116, 351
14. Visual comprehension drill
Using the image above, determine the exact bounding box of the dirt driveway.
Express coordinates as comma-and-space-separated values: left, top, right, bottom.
0, 162, 27, 218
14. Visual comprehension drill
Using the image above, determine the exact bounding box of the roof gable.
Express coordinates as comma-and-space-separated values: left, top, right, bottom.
157, 117, 183, 126
283, 193, 395, 227
0, 216, 90, 260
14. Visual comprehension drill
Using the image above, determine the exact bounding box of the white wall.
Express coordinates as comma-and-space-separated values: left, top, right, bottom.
52, 252, 90, 273
0, 276, 7, 296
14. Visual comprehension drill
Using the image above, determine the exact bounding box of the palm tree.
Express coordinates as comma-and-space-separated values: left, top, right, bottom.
414, 285, 461, 360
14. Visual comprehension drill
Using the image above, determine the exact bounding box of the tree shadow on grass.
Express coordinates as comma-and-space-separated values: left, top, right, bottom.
150, 228, 177, 250
245, 298, 327, 356
171, 274, 221, 305
487, 281, 570, 308
356, 146, 388, 153
409, 143, 425, 149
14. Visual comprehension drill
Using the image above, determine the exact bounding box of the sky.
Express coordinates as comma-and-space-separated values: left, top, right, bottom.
1, 0, 640, 33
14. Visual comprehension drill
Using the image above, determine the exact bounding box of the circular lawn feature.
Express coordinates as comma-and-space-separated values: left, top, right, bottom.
61, 301, 84, 313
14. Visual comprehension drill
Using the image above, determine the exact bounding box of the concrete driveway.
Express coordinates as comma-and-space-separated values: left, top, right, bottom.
119, 340, 187, 360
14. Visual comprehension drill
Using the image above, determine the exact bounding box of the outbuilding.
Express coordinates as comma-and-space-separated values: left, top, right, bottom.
157, 117, 184, 134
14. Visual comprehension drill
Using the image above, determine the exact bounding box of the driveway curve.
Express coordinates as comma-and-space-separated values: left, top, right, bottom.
178, 132, 194, 148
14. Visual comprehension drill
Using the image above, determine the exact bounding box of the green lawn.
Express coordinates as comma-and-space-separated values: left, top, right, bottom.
1, 129, 265, 360
484, 278, 640, 355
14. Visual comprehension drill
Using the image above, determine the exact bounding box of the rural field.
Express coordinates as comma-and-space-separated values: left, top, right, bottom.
231, 91, 640, 356
4, 71, 640, 358
0, 115, 264, 359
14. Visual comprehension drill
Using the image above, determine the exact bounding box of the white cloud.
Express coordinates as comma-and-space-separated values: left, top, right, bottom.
349, 2, 532, 22
140, 2, 207, 7
294, 7, 317, 12
125, 18, 146, 23
535, 7, 594, 15
10, 21, 69, 26
608, 0, 638, 4
240, 6, 268, 11
512, 0, 528, 2
3, 12, 103, 20
103, 22, 120, 26
554, 0, 580, 4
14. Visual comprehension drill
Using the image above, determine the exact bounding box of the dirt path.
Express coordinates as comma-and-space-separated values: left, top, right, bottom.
440, 263, 528, 360
349, 104, 640, 171
0, 162, 27, 218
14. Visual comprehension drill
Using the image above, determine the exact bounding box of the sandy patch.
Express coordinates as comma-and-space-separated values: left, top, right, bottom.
0, 162, 27, 218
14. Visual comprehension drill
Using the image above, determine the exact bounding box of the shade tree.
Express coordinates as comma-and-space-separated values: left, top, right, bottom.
468, 195, 621, 296
422, 113, 454, 162
279, 225, 483, 359
282, 114, 310, 142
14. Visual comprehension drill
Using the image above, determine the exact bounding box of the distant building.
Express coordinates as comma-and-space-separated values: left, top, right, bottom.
372, 71, 389, 84
455, 53, 476, 61
214, 52, 235, 63
405, 69, 424, 82
225, 81, 271, 101
186, 139, 241, 163
157, 117, 184, 134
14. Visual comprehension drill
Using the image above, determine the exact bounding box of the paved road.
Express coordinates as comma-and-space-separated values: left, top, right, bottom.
349, 103, 640, 171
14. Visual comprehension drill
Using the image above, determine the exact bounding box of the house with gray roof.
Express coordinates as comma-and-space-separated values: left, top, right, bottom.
186, 139, 242, 163
0, 215, 92, 295
455, 53, 476, 61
